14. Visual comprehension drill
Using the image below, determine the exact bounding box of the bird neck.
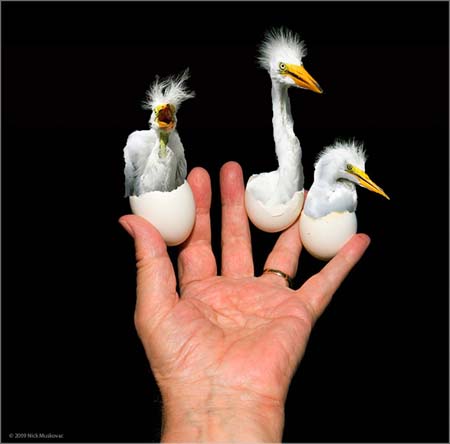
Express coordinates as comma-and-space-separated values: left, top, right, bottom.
271, 82, 295, 137
313, 163, 339, 188
271, 80, 303, 190
158, 131, 170, 158
305, 168, 357, 218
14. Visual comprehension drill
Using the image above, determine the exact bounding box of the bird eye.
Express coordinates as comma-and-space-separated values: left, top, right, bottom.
346, 164, 353, 171
279, 62, 287, 72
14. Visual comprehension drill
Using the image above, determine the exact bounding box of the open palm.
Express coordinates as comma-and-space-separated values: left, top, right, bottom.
120, 162, 369, 441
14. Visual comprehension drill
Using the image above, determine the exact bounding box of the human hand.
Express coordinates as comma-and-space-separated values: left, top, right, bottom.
119, 162, 370, 443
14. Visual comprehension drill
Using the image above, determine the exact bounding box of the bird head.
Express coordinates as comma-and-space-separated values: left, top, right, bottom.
258, 27, 323, 93
316, 141, 390, 199
143, 69, 195, 133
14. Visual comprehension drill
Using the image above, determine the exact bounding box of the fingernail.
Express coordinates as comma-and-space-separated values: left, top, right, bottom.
119, 218, 134, 238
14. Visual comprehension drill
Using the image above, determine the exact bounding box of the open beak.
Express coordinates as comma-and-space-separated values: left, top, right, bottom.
155, 104, 175, 130
349, 165, 390, 200
284, 63, 323, 94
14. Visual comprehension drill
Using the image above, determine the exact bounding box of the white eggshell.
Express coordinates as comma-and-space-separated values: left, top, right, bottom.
299, 211, 357, 261
129, 180, 196, 246
245, 178, 304, 233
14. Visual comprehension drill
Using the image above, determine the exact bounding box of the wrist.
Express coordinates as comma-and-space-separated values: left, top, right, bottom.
160, 383, 285, 443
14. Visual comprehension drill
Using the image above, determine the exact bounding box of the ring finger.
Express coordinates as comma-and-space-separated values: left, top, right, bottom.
261, 220, 302, 288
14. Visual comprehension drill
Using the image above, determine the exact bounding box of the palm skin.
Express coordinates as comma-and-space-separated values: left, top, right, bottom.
142, 275, 313, 403
120, 162, 370, 442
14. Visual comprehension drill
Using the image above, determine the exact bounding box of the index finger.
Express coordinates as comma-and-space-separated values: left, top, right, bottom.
177, 167, 217, 291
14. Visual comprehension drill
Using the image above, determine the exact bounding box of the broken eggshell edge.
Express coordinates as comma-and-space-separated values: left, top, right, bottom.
299, 210, 357, 261
244, 179, 304, 233
129, 180, 196, 246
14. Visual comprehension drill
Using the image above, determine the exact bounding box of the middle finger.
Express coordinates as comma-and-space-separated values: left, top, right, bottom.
220, 161, 254, 278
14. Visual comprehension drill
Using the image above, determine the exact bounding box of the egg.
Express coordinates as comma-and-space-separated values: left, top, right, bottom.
245, 176, 304, 233
129, 180, 196, 246
299, 211, 357, 261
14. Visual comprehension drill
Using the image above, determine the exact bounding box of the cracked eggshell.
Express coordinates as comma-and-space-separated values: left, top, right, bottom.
299, 211, 357, 261
245, 178, 304, 233
129, 180, 196, 246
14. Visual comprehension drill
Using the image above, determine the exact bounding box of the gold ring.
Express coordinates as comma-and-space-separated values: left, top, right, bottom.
263, 268, 293, 288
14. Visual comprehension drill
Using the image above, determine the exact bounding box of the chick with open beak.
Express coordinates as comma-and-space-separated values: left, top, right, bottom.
153, 103, 176, 158
123, 69, 197, 246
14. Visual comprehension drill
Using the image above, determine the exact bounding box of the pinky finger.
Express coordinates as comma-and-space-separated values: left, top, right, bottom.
298, 234, 371, 322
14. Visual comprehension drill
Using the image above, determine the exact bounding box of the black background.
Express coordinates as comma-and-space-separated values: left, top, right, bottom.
2, 1, 449, 443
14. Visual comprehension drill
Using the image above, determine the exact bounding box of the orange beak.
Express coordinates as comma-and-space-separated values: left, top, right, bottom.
155, 104, 175, 130
347, 164, 390, 200
284, 63, 323, 94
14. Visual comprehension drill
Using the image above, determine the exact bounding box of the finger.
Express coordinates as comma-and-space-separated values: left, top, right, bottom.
261, 220, 302, 288
220, 161, 254, 278
119, 214, 178, 333
298, 233, 371, 322
177, 167, 217, 291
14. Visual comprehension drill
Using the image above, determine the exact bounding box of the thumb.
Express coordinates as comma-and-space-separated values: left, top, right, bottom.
119, 214, 178, 335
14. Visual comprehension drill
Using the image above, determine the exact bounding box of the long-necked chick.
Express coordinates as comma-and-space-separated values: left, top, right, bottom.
124, 69, 195, 196
300, 140, 389, 260
245, 27, 323, 233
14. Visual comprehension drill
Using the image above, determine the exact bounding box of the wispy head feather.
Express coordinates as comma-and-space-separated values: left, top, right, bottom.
143, 69, 195, 111
258, 27, 307, 70
316, 139, 367, 169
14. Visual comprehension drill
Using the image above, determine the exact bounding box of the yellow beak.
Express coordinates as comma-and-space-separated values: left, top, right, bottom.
349, 165, 390, 200
284, 63, 323, 94
155, 104, 175, 130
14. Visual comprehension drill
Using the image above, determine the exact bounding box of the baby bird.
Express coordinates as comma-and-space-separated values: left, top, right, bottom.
245, 27, 322, 232
300, 140, 389, 260
124, 69, 195, 196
